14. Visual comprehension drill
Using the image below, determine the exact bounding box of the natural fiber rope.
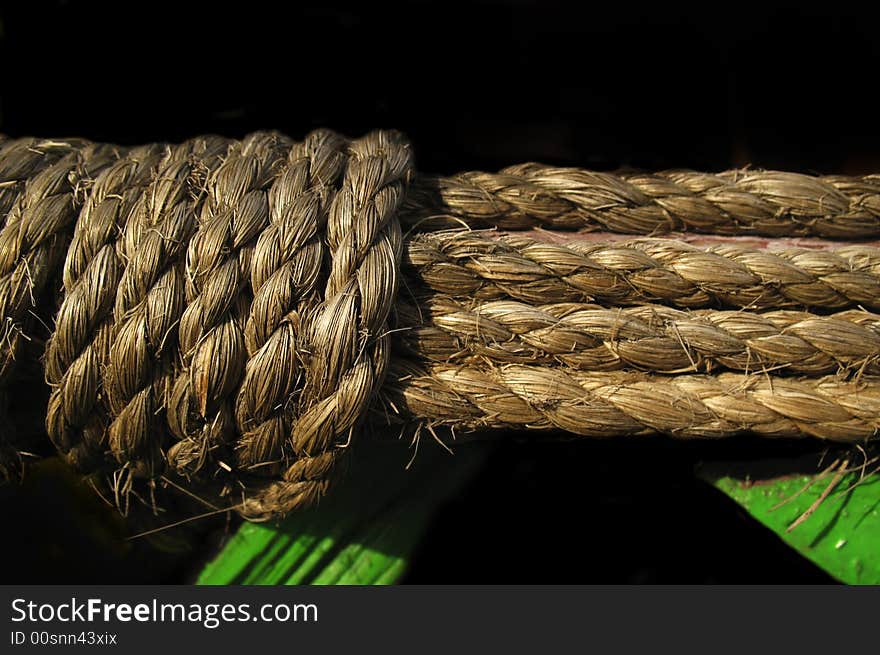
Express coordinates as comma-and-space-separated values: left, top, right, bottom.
1, 129, 879, 518
234, 130, 348, 478
236, 130, 414, 518
403, 232, 880, 310
397, 297, 880, 376
382, 361, 880, 442
405, 167, 880, 237
166, 132, 290, 479
45, 142, 169, 471
0, 137, 89, 481
1, 138, 119, 479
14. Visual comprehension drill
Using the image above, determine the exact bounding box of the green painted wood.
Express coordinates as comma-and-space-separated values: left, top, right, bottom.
698, 452, 880, 584
197, 442, 491, 585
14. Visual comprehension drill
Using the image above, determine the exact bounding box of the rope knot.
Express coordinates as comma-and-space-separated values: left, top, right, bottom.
41, 129, 413, 518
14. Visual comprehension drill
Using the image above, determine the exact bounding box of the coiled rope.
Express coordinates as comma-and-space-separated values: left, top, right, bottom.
1, 129, 879, 519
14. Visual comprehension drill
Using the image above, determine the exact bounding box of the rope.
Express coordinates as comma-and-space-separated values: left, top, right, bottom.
0, 129, 878, 517
405, 167, 880, 237
45, 143, 169, 471
404, 232, 880, 310
0, 137, 89, 481
397, 297, 880, 376
235, 130, 347, 476
0, 138, 119, 479
167, 132, 289, 478
239, 130, 414, 518
96, 138, 232, 487
383, 362, 880, 442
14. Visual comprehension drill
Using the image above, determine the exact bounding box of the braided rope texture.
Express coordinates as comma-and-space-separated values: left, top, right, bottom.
404, 232, 880, 310
405, 167, 880, 237
384, 362, 880, 442
398, 298, 880, 376
0, 138, 119, 480
1, 129, 880, 516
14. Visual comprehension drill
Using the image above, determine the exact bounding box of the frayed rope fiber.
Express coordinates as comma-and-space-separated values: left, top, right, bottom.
1, 129, 880, 519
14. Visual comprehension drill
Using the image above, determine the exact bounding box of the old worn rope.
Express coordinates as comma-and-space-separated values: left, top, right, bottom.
1, 130, 879, 518
1, 138, 120, 481
383, 362, 880, 442
403, 232, 880, 310
405, 167, 880, 237
397, 298, 880, 375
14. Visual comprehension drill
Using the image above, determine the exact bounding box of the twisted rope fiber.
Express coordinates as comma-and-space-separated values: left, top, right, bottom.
238, 130, 414, 518
405, 166, 880, 237
397, 297, 880, 376
234, 130, 347, 476
382, 361, 880, 442
2, 129, 880, 517
0, 136, 88, 480
404, 232, 880, 311
100, 137, 232, 492
0, 139, 119, 480
166, 132, 291, 477
45, 143, 168, 471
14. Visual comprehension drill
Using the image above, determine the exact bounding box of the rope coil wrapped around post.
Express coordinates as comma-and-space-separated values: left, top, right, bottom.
0, 128, 879, 519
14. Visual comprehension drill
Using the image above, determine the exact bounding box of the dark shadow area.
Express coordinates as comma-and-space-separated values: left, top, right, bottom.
403, 435, 835, 583
0, 436, 836, 583
0, 458, 231, 584
2, 2, 880, 175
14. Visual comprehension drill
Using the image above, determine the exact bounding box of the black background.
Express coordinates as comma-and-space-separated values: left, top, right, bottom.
3, 0, 876, 583
4, 0, 880, 175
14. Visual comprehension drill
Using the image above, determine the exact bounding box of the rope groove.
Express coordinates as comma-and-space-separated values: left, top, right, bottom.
0, 128, 878, 516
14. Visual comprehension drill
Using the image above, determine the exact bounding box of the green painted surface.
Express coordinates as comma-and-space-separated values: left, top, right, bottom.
699, 453, 880, 584
197, 441, 491, 585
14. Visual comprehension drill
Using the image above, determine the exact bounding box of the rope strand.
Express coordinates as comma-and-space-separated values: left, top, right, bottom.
397, 297, 880, 376
383, 361, 880, 442
167, 132, 290, 477
404, 231, 880, 310
0, 140, 118, 477
405, 167, 880, 237
45, 144, 167, 469
235, 130, 348, 474
103, 137, 230, 482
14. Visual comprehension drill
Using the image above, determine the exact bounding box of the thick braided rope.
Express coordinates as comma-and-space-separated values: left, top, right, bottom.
404, 232, 880, 310
45, 145, 167, 470
166, 132, 290, 477
398, 297, 880, 376
0, 138, 89, 220
102, 137, 230, 482
385, 361, 880, 442
405, 166, 880, 238
0, 142, 118, 382
0, 140, 117, 478
0, 137, 90, 480
235, 130, 348, 474
240, 131, 414, 519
